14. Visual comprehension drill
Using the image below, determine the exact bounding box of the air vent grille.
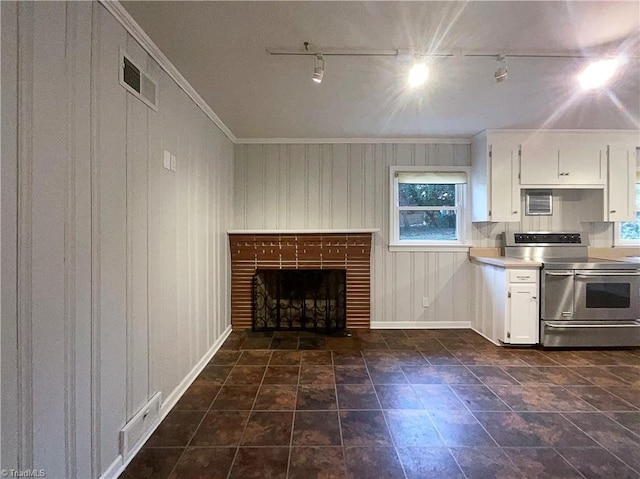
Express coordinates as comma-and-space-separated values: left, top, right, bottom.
120, 51, 157, 110
123, 57, 141, 93
525, 190, 553, 216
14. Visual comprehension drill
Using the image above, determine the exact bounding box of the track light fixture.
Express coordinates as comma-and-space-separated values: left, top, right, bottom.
312, 54, 324, 83
494, 54, 508, 83
268, 45, 635, 89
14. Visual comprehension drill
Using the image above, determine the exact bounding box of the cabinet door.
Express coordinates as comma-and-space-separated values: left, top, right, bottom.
489, 143, 520, 222
557, 136, 605, 184
608, 145, 637, 222
508, 283, 539, 344
520, 136, 560, 185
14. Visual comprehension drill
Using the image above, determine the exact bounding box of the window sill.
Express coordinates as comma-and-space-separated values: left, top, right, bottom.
389, 243, 472, 252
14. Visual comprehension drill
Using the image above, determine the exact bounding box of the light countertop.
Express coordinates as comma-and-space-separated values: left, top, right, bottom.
470, 256, 542, 268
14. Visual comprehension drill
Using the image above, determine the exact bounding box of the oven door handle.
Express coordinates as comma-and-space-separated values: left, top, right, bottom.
546, 322, 640, 329
575, 272, 640, 277
544, 271, 574, 276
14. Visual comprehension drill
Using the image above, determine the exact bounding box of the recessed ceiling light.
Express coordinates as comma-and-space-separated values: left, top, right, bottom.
408, 62, 428, 87
578, 56, 625, 90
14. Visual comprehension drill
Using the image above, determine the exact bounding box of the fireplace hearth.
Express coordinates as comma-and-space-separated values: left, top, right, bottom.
253, 269, 346, 333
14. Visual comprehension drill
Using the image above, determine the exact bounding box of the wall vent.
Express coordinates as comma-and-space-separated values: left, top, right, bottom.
119, 392, 162, 460
120, 51, 158, 111
525, 190, 553, 216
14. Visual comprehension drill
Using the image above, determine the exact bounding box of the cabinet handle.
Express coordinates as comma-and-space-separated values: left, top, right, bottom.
610, 210, 616, 213
513, 211, 518, 214
532, 296, 537, 300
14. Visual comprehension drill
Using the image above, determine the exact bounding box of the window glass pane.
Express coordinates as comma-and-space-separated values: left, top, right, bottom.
399, 183, 456, 207
620, 184, 640, 241
399, 210, 457, 240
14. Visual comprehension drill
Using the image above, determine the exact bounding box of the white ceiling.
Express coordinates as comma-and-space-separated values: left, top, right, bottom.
121, 1, 640, 140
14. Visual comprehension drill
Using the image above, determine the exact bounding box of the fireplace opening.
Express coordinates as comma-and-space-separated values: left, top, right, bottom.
252, 269, 346, 333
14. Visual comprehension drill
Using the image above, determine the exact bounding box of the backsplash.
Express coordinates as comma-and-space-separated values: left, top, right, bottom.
472, 189, 614, 247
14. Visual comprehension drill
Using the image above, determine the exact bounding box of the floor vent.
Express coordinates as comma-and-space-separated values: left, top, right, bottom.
119, 392, 162, 460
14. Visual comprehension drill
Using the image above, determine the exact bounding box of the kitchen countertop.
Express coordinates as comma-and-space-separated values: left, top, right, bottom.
470, 255, 542, 268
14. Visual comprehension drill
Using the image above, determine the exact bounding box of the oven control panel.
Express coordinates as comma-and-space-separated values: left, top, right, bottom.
512, 233, 582, 244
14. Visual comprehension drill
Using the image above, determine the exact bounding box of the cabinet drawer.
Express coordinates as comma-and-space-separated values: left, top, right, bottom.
509, 270, 537, 283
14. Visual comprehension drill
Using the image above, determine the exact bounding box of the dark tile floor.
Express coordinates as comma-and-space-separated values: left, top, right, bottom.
122, 329, 640, 479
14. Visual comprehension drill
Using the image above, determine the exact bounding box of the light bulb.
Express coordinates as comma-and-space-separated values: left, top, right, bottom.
408, 62, 428, 87
578, 56, 625, 90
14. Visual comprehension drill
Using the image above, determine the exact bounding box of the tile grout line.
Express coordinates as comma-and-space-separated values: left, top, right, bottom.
361, 347, 410, 479
285, 350, 302, 479
165, 353, 238, 479
225, 350, 271, 479
330, 349, 350, 479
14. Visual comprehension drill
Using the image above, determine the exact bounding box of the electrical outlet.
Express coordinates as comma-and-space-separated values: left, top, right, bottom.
422, 297, 429, 308
163, 150, 171, 170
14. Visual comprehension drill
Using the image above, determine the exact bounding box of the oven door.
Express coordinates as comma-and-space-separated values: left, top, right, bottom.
574, 270, 640, 321
541, 270, 574, 320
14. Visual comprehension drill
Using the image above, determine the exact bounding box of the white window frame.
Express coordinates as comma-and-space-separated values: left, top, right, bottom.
389, 165, 472, 252
614, 180, 640, 247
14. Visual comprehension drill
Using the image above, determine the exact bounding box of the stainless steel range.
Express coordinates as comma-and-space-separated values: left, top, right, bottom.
503, 232, 640, 348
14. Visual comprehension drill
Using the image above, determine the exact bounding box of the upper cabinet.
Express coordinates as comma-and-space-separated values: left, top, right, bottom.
471, 130, 638, 224
520, 133, 605, 186
471, 132, 521, 222
607, 144, 637, 222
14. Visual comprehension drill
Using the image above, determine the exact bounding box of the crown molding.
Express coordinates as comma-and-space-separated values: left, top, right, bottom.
98, 0, 237, 143
235, 137, 471, 145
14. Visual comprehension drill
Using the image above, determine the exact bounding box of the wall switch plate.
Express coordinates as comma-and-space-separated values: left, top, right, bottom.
422, 297, 429, 308
163, 150, 171, 170
170, 155, 177, 171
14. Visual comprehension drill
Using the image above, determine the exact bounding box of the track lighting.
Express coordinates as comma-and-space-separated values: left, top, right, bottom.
312, 54, 324, 83
578, 56, 626, 90
268, 45, 634, 90
494, 54, 508, 83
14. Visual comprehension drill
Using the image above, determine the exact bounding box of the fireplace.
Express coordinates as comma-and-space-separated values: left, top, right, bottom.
228, 232, 374, 330
253, 269, 346, 333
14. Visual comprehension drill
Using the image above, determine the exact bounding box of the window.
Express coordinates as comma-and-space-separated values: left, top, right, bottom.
616, 181, 640, 246
390, 166, 470, 250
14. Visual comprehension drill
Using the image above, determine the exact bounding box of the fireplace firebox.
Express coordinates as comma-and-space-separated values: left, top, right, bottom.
252, 269, 346, 333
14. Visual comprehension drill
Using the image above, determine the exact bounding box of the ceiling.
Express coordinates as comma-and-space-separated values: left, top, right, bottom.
121, 1, 640, 140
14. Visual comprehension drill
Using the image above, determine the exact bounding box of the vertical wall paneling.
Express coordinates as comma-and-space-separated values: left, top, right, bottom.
1, 0, 20, 470
233, 142, 474, 326
17, 1, 35, 468
32, 3, 68, 473
263, 145, 280, 230
6, 2, 235, 475
95, 5, 129, 471
124, 32, 150, 420
67, 4, 94, 478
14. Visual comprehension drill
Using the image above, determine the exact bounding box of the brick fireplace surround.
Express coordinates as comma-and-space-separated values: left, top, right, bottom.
228, 232, 374, 330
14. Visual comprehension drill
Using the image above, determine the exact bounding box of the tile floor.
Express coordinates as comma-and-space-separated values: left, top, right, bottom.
122, 329, 640, 479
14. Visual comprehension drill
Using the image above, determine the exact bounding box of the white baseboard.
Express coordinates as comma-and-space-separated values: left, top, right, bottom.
102, 325, 232, 479
370, 321, 471, 329
100, 455, 123, 479
161, 325, 232, 412
469, 326, 501, 346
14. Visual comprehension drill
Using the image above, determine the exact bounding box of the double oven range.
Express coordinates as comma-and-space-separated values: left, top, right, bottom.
503, 232, 640, 348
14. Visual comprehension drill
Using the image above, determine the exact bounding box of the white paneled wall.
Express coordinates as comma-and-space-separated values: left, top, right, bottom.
234, 143, 472, 327
1, 3, 233, 477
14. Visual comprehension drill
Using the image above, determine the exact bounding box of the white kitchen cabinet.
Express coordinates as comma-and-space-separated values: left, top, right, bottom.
471, 132, 521, 222
520, 133, 605, 186
607, 145, 637, 222
507, 282, 539, 344
472, 260, 539, 345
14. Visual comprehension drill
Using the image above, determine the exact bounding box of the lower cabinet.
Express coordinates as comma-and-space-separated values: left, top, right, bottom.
507, 282, 538, 344
472, 262, 540, 345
